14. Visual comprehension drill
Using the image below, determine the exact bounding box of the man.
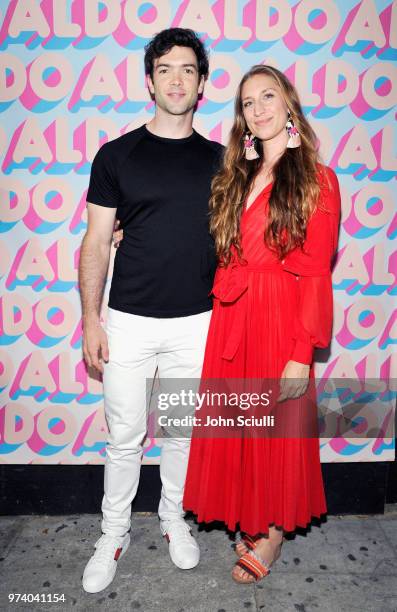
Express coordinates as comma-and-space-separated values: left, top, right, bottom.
79, 28, 223, 593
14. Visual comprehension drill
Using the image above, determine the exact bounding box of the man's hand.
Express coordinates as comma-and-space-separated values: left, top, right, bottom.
278, 359, 310, 402
113, 219, 124, 248
82, 317, 109, 374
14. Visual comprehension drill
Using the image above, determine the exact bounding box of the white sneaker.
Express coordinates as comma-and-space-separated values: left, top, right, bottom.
82, 533, 130, 593
160, 520, 200, 570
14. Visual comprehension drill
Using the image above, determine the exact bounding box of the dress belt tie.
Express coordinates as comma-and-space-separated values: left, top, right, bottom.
211, 263, 278, 361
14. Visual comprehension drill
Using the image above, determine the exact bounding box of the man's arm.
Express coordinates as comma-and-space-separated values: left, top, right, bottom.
79, 202, 117, 373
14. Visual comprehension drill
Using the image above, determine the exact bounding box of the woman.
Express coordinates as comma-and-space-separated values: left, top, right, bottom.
182, 65, 341, 584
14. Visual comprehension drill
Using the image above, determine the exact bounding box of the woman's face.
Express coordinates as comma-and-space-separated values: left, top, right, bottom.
241, 74, 289, 144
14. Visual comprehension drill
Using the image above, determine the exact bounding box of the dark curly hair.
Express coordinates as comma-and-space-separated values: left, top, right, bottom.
144, 28, 209, 79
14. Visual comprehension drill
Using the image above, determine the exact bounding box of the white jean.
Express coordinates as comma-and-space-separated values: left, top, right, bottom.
101, 307, 211, 537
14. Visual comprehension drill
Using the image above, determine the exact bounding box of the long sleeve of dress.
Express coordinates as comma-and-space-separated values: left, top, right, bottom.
282, 167, 341, 365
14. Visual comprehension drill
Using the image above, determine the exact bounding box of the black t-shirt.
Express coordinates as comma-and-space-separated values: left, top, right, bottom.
86, 124, 224, 317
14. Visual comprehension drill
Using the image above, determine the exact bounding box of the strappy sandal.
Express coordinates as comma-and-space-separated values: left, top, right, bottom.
232, 533, 284, 583
234, 533, 261, 558
232, 548, 271, 584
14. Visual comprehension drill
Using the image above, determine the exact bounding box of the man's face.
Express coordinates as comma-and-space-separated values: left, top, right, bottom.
147, 45, 205, 116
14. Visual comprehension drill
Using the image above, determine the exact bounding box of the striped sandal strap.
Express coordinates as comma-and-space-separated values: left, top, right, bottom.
236, 549, 271, 581
243, 534, 260, 551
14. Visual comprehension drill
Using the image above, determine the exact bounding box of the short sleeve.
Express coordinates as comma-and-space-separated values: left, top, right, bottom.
213, 144, 225, 174
86, 143, 121, 208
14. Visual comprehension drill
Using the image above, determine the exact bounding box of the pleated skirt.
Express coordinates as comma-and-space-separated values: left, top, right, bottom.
183, 269, 327, 535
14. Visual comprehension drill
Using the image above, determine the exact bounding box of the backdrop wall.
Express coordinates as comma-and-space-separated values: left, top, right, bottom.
0, 0, 395, 465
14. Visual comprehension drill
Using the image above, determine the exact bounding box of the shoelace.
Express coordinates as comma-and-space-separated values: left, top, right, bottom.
166, 522, 193, 544
92, 536, 123, 566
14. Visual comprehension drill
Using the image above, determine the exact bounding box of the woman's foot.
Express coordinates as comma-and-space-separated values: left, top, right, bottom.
235, 540, 248, 557
234, 534, 261, 558
232, 527, 283, 584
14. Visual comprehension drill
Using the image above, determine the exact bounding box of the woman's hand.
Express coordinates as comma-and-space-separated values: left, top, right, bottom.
112, 219, 123, 248
278, 360, 310, 402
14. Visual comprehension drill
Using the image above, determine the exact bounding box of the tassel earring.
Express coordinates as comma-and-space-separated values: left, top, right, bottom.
244, 132, 259, 160
286, 111, 301, 148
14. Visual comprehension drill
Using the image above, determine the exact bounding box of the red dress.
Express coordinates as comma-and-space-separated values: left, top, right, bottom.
183, 166, 341, 535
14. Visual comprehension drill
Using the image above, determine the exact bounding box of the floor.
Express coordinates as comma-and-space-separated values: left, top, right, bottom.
1, 508, 396, 612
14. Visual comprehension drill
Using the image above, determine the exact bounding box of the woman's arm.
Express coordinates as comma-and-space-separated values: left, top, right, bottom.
278, 167, 341, 401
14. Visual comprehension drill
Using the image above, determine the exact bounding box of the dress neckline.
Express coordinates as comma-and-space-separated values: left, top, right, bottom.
244, 182, 273, 215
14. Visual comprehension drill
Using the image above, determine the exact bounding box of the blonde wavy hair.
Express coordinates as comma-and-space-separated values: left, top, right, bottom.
210, 65, 326, 265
